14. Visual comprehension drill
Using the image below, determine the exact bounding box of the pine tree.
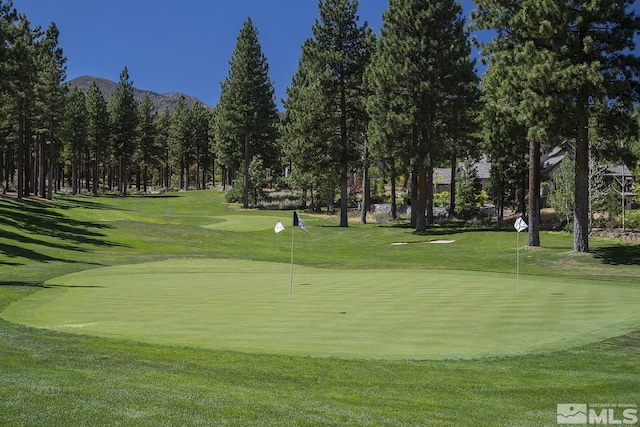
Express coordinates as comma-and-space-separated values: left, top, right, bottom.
214, 18, 278, 208
62, 87, 87, 194
0, 0, 19, 194
12, 17, 39, 198
108, 67, 138, 196
155, 109, 172, 188
366, 0, 478, 232
282, 46, 340, 213
86, 81, 109, 195
474, 0, 640, 251
169, 95, 192, 190
134, 95, 159, 192
191, 101, 211, 190
292, 0, 373, 226
35, 22, 66, 199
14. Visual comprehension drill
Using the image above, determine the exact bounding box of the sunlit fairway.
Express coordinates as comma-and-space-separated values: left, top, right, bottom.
5, 258, 640, 360
2, 191, 640, 426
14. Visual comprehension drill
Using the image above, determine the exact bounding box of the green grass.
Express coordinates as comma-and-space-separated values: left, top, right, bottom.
1, 190, 640, 426
4, 258, 640, 360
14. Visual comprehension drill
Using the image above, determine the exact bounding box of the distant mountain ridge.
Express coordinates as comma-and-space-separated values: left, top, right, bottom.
67, 76, 212, 113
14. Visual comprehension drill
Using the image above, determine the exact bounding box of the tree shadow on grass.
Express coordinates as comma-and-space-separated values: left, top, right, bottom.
43, 284, 105, 289
592, 245, 640, 266
0, 197, 127, 263
0, 280, 42, 287
0, 242, 105, 266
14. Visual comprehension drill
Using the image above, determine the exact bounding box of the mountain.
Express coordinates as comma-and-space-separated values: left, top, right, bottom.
66, 76, 212, 113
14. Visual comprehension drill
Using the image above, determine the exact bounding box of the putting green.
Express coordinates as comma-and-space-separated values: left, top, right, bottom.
202, 215, 285, 232
3, 259, 639, 360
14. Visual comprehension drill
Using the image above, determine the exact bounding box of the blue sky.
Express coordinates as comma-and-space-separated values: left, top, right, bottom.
13, 1, 501, 108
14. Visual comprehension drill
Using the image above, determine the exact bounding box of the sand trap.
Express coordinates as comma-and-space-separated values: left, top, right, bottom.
391, 240, 455, 245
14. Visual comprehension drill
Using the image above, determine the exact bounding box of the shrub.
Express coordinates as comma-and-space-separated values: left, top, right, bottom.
433, 191, 450, 208
624, 210, 640, 230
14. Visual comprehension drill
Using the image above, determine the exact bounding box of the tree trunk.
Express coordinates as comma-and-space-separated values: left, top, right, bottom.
415, 167, 428, 232
573, 106, 590, 252
518, 155, 527, 216
38, 133, 46, 197
243, 132, 250, 208
340, 168, 349, 227
426, 165, 434, 226
17, 105, 24, 200
47, 118, 55, 200
410, 171, 418, 228
449, 154, 457, 217
360, 147, 370, 224
528, 135, 541, 246
93, 148, 99, 195
390, 168, 397, 220
24, 116, 32, 197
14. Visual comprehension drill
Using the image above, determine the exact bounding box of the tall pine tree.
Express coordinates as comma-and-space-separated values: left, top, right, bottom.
292, 0, 373, 227
367, 0, 477, 232
86, 81, 109, 195
474, 0, 640, 251
214, 18, 278, 209
35, 22, 66, 199
108, 67, 138, 196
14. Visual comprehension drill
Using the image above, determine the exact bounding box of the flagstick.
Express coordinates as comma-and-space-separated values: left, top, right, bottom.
275, 230, 280, 285
289, 225, 295, 312
516, 230, 520, 294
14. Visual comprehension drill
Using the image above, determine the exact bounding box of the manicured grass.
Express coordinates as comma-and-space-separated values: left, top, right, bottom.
1, 190, 639, 426
4, 258, 640, 360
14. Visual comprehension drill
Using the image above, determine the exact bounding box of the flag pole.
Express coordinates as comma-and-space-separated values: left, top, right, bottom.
275, 228, 280, 285
289, 224, 295, 312
513, 214, 527, 294
516, 229, 520, 294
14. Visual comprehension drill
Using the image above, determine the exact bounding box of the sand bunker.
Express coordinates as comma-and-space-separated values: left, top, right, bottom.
391, 240, 455, 245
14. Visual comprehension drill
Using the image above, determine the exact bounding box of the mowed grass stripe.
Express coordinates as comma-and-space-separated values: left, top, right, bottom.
4, 258, 639, 360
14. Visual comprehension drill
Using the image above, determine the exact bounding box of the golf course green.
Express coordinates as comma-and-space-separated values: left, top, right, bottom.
4, 258, 639, 359
2, 191, 639, 426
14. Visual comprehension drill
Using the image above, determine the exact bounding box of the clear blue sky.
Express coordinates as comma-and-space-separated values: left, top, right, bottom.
14, 1, 499, 108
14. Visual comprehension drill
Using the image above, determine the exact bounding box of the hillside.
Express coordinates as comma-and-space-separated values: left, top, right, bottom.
67, 75, 212, 113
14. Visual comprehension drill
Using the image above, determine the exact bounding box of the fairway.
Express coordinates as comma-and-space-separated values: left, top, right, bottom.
4, 258, 639, 360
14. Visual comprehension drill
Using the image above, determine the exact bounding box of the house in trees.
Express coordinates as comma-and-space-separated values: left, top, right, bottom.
433, 158, 492, 194
541, 145, 636, 208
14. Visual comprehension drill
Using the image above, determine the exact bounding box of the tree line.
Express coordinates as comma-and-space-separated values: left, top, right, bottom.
2, 0, 639, 253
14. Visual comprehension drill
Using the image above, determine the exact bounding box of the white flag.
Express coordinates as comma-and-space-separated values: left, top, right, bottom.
514, 216, 528, 232
274, 220, 285, 234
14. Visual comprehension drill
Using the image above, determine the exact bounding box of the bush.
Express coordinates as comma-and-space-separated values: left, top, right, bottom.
225, 180, 244, 204
433, 191, 450, 208
624, 210, 640, 230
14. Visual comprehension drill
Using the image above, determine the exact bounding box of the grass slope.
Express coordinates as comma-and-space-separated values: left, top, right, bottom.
1, 191, 640, 426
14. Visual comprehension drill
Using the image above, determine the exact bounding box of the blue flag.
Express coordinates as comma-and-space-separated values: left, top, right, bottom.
293, 211, 308, 232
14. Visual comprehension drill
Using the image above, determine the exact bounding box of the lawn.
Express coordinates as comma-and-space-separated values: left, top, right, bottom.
1, 191, 639, 426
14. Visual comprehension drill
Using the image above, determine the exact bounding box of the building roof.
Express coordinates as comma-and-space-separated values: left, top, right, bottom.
433, 159, 492, 185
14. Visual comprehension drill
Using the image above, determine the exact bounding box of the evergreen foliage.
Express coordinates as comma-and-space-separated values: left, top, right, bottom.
474, 0, 640, 251
214, 18, 279, 208
0, 0, 638, 241
366, 0, 478, 232
85, 81, 110, 194
284, 0, 373, 226
108, 67, 138, 196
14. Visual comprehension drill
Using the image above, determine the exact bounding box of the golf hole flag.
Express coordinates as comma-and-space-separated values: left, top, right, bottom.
293, 211, 308, 232
274, 220, 285, 234
514, 215, 528, 232
514, 214, 527, 293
